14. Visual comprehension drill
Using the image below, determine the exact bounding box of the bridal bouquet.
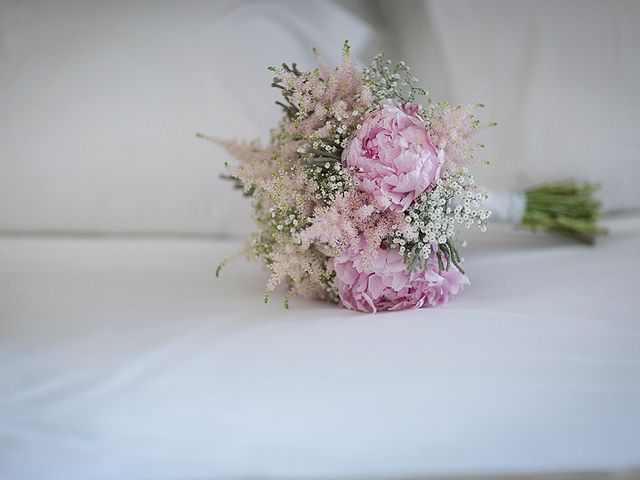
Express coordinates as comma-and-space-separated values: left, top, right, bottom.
204, 42, 602, 312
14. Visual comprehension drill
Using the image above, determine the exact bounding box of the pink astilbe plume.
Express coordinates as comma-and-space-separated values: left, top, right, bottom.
276, 43, 373, 144
197, 134, 277, 194
199, 135, 263, 165
300, 190, 414, 266
426, 103, 485, 167
265, 241, 336, 302
320, 46, 360, 105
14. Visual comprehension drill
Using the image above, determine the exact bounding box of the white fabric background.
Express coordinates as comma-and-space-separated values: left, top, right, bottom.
1, 216, 639, 480
0, 0, 381, 236
390, 0, 640, 208
1, 1, 639, 236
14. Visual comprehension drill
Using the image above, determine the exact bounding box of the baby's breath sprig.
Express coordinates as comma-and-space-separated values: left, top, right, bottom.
388, 168, 491, 273
303, 158, 353, 205
363, 54, 426, 103
267, 204, 309, 237
319, 268, 341, 304
295, 105, 364, 204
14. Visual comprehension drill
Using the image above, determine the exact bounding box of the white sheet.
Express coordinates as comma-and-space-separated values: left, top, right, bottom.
1, 217, 640, 479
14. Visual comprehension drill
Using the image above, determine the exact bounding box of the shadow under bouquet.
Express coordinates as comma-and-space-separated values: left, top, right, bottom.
205, 41, 601, 313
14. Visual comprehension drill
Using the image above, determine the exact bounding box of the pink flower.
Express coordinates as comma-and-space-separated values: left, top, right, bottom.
342, 101, 444, 212
423, 259, 470, 307
334, 242, 469, 313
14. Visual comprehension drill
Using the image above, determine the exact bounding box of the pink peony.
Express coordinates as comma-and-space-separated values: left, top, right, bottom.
342, 101, 444, 212
423, 258, 470, 307
334, 242, 469, 313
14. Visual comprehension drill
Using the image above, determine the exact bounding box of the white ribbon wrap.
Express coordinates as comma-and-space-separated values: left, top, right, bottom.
484, 190, 527, 225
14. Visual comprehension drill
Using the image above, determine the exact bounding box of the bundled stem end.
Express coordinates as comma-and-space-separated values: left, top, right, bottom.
521, 181, 607, 245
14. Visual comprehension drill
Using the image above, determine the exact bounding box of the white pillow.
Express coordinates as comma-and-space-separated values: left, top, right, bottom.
0, 0, 381, 236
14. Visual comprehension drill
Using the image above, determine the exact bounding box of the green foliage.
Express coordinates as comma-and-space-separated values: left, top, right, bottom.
269, 62, 304, 121
522, 182, 607, 244
401, 238, 465, 275
438, 240, 465, 274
